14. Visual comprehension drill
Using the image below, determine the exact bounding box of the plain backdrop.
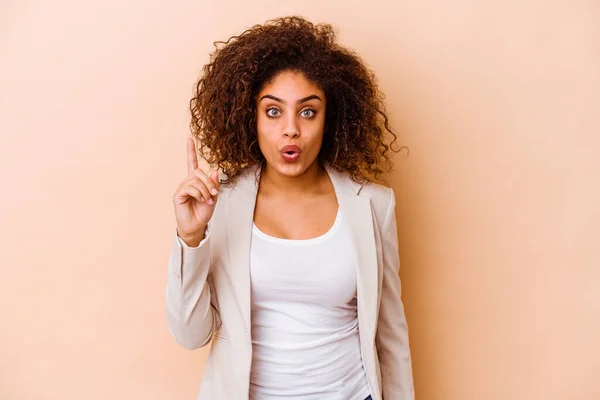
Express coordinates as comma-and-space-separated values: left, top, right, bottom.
1, 0, 599, 399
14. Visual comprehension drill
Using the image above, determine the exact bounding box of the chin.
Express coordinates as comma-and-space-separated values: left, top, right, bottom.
266, 158, 315, 177
274, 163, 308, 177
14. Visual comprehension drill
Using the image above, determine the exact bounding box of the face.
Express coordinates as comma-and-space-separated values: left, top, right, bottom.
255, 70, 326, 177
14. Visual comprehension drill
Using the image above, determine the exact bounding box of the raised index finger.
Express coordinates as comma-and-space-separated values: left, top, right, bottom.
187, 137, 198, 174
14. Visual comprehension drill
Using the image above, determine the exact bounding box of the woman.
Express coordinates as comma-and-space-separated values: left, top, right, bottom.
167, 16, 414, 400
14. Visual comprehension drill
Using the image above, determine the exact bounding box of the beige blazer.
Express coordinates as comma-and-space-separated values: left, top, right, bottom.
166, 165, 414, 400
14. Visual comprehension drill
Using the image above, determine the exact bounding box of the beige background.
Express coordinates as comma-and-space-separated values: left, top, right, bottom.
1, 0, 599, 399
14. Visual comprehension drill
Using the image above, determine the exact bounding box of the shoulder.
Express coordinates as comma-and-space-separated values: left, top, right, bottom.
358, 179, 393, 203
358, 180, 395, 227
327, 166, 395, 226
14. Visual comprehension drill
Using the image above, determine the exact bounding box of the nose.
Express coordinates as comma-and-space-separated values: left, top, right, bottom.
283, 115, 300, 139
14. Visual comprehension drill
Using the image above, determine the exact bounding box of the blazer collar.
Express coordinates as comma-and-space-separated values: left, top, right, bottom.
325, 164, 365, 195
223, 162, 364, 199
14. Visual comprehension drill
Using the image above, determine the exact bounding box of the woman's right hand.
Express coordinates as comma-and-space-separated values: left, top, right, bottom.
173, 138, 220, 246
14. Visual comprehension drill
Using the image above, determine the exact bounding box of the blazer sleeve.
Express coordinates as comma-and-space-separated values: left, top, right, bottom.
165, 228, 219, 350
376, 188, 415, 399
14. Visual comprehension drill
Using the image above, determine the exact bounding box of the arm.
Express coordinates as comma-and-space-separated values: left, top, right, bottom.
376, 188, 415, 399
165, 228, 219, 350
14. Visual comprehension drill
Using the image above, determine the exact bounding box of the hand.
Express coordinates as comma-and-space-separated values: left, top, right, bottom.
173, 138, 220, 244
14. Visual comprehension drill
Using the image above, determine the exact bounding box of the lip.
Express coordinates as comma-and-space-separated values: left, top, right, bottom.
280, 145, 301, 163
280, 145, 301, 154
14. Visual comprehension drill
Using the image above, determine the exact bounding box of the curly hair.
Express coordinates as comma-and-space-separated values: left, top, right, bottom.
190, 16, 401, 184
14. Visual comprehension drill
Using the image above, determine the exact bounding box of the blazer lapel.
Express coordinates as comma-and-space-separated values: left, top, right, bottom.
327, 165, 381, 398
326, 166, 379, 343
224, 167, 259, 332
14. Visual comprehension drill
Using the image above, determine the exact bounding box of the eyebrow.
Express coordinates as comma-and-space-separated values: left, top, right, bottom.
259, 94, 322, 104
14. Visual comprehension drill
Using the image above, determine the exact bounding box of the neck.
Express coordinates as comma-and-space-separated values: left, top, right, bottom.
259, 161, 326, 196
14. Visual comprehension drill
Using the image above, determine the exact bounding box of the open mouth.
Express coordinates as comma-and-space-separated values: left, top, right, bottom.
280, 145, 301, 162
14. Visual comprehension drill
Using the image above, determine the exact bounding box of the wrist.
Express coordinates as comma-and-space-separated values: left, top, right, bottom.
178, 227, 207, 247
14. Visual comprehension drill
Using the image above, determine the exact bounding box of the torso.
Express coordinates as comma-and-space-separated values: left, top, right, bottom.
253, 172, 338, 240
249, 206, 370, 399
249, 167, 371, 399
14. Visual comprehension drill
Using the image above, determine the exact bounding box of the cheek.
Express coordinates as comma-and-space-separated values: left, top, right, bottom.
256, 118, 278, 151
309, 134, 325, 155
303, 120, 325, 145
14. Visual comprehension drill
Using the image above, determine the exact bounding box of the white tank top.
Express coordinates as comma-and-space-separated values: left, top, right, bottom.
249, 210, 371, 400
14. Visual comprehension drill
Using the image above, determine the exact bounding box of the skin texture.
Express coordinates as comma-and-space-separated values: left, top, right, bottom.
255, 70, 326, 179
253, 70, 338, 240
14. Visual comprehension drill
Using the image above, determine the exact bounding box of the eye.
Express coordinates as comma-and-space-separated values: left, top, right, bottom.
300, 109, 316, 118
266, 108, 281, 117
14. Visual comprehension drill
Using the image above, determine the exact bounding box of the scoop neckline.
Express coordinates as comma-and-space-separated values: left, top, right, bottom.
252, 210, 342, 245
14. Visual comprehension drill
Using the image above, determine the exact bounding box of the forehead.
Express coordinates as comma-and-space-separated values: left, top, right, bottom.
258, 71, 324, 99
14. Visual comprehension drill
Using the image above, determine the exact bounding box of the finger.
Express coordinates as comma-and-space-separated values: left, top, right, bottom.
192, 169, 219, 197
188, 179, 213, 204
174, 185, 203, 205
210, 170, 221, 189
187, 137, 198, 175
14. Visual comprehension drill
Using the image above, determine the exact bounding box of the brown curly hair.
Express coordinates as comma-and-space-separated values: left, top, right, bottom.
190, 16, 401, 184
